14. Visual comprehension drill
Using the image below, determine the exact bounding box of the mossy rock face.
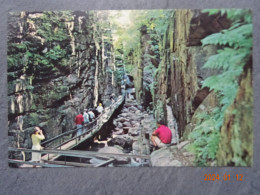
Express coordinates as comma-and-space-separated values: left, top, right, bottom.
154, 99, 166, 122
216, 64, 253, 166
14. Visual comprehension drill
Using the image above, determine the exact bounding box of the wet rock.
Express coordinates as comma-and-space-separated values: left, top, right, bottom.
124, 104, 132, 108
116, 117, 128, 123
129, 106, 138, 112
128, 128, 139, 136
122, 108, 129, 113
132, 122, 140, 128
114, 127, 121, 131
98, 146, 130, 164
123, 121, 131, 127
113, 129, 124, 135
117, 122, 123, 128
120, 113, 128, 118
132, 115, 141, 121
109, 135, 134, 149
136, 105, 141, 109
135, 110, 141, 114
113, 120, 117, 126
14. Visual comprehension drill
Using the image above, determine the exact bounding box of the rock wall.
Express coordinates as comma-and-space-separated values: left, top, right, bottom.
152, 10, 231, 137
216, 61, 253, 166
8, 11, 119, 157
131, 26, 159, 109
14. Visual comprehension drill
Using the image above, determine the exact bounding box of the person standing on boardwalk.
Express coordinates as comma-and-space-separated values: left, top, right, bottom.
151, 120, 172, 149
31, 126, 45, 166
83, 109, 89, 132
96, 103, 104, 116
88, 109, 95, 122
75, 112, 84, 137
83, 109, 89, 124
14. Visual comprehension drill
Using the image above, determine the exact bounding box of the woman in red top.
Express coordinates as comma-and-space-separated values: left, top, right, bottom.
151, 120, 172, 148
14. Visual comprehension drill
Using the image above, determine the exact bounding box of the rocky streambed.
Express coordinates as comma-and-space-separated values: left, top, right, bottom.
87, 98, 153, 166
69, 96, 195, 167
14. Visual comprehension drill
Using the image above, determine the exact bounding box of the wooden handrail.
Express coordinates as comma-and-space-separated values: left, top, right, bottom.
41, 111, 103, 146
41, 95, 124, 147
8, 147, 150, 159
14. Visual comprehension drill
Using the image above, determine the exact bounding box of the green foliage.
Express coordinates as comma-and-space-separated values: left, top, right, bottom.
111, 10, 173, 71
202, 8, 252, 112
188, 9, 252, 166
149, 63, 161, 101
35, 11, 72, 42
8, 11, 73, 80
188, 111, 220, 166
114, 68, 125, 85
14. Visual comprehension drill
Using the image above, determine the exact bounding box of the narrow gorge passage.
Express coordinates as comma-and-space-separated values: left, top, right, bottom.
61, 85, 194, 167
8, 10, 252, 167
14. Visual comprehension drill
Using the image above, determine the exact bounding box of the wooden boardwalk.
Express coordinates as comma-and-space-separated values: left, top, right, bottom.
9, 94, 146, 167
8, 147, 150, 167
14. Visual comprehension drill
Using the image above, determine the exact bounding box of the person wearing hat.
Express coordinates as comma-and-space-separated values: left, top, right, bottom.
151, 120, 172, 149
31, 126, 45, 166
96, 103, 104, 114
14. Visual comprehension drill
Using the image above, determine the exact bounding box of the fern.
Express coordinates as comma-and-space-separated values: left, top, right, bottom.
188, 9, 252, 166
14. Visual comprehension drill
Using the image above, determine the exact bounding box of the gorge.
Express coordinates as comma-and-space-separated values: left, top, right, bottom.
8, 9, 253, 167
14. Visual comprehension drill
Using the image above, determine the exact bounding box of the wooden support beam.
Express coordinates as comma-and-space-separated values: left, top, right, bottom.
8, 159, 72, 168
42, 160, 94, 167
94, 159, 115, 167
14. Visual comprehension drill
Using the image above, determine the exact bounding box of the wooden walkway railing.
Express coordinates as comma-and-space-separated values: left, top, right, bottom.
41, 94, 125, 149
8, 92, 127, 167
8, 147, 150, 167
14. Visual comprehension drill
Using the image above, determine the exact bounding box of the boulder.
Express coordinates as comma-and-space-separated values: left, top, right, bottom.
132, 122, 140, 128
117, 122, 123, 128
114, 127, 121, 131
122, 108, 129, 113
124, 103, 132, 108
150, 147, 181, 166
116, 117, 128, 123
120, 113, 128, 118
135, 110, 141, 114
132, 115, 141, 121
113, 129, 124, 135
123, 121, 131, 127
128, 127, 139, 136
109, 135, 134, 149
129, 106, 138, 112
113, 120, 117, 126
167, 160, 182, 166
136, 105, 142, 109
98, 146, 130, 164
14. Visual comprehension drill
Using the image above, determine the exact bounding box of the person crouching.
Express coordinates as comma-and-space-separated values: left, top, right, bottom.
151, 120, 172, 149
